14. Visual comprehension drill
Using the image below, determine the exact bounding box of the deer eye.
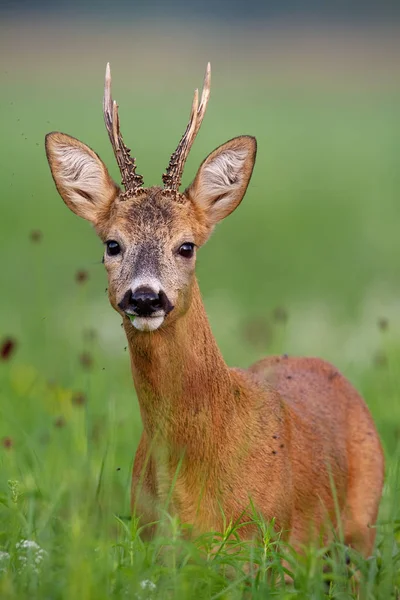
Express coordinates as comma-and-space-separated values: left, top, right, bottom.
106, 240, 121, 256
178, 242, 195, 258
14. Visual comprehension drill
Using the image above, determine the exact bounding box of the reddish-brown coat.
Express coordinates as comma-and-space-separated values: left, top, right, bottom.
129, 280, 384, 554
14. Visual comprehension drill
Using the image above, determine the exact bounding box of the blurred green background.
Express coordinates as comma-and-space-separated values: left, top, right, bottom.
0, 6, 400, 596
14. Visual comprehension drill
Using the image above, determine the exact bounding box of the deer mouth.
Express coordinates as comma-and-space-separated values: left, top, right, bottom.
128, 314, 165, 332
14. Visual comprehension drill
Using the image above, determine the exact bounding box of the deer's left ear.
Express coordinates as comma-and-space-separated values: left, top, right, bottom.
185, 136, 256, 225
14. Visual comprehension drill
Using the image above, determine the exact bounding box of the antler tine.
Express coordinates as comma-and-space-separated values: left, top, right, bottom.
163, 63, 211, 191
103, 62, 144, 194
196, 61, 211, 133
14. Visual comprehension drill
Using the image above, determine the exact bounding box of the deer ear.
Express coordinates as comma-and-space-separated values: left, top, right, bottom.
45, 132, 119, 223
186, 136, 256, 226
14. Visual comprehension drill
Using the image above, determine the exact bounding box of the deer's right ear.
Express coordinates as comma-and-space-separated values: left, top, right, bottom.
45, 132, 119, 223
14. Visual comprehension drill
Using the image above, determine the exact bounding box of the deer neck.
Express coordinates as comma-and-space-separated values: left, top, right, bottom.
124, 278, 232, 449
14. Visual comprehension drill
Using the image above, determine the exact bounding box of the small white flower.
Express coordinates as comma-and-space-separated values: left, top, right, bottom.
140, 580, 156, 591
15, 539, 47, 574
16, 540, 41, 551
0, 551, 10, 574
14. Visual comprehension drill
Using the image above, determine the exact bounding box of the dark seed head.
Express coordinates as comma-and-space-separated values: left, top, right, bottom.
54, 416, 66, 428
76, 270, 89, 284
2, 436, 13, 449
1, 337, 16, 361
72, 392, 86, 406
30, 229, 42, 243
79, 352, 93, 370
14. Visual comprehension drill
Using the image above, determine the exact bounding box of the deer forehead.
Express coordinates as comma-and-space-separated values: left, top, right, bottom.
96, 187, 205, 244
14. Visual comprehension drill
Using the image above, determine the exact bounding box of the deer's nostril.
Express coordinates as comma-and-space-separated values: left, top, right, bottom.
149, 296, 162, 309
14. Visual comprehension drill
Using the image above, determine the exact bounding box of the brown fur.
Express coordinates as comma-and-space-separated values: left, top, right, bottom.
126, 288, 384, 554
45, 108, 384, 557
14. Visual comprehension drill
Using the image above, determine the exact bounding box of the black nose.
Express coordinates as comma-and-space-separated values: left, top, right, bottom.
130, 286, 163, 316
118, 286, 164, 317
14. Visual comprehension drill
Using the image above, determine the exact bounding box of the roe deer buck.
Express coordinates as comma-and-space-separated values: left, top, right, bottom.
45, 63, 384, 555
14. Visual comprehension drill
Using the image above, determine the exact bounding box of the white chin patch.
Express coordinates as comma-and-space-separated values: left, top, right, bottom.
131, 315, 165, 332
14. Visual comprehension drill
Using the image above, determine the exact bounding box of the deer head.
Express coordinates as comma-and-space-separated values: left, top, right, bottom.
45, 64, 257, 332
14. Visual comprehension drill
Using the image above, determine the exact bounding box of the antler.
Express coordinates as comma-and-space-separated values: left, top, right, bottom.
162, 63, 211, 191
103, 63, 144, 194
